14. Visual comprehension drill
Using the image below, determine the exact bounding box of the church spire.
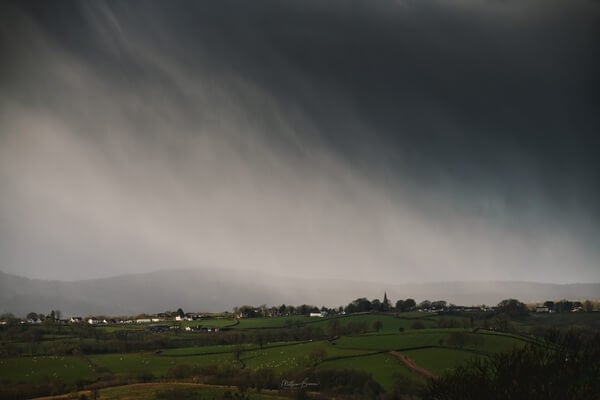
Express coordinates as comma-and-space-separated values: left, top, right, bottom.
383, 291, 390, 312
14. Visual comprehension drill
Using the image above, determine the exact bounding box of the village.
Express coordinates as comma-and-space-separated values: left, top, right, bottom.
3, 297, 592, 330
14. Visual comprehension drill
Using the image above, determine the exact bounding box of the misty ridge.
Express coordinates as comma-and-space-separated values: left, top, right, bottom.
1, 269, 598, 317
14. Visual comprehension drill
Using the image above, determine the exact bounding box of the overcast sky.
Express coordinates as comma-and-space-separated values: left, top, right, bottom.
1, 0, 599, 283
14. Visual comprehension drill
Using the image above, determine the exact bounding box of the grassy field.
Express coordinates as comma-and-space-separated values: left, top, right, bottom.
523, 312, 600, 331
0, 355, 95, 384
306, 313, 438, 332
65, 329, 524, 387
160, 343, 246, 356
89, 352, 236, 376
180, 318, 239, 329
318, 352, 417, 391
3, 311, 597, 400
2, 336, 454, 390
94, 383, 288, 400
228, 313, 443, 331
0, 323, 532, 390
402, 347, 479, 376
233, 315, 309, 329
241, 340, 371, 370
472, 331, 531, 353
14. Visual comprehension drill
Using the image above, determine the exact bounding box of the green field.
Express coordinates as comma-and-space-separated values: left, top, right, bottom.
160, 343, 257, 356
402, 347, 479, 376
0, 319, 535, 389
181, 318, 239, 328
96, 383, 288, 400
523, 312, 600, 331
335, 331, 446, 350
306, 313, 438, 332
241, 340, 371, 370
0, 356, 95, 384
0, 330, 532, 399
89, 352, 235, 376
318, 352, 415, 391
234, 316, 309, 329
1, 310, 597, 400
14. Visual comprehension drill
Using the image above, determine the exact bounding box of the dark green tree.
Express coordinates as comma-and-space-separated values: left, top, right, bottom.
373, 320, 383, 332
346, 298, 372, 313
232, 344, 243, 362
395, 299, 405, 312
496, 299, 528, 318
423, 330, 600, 400
327, 318, 341, 337
26, 312, 39, 321
279, 304, 287, 315
543, 300, 555, 311
308, 347, 327, 366
554, 300, 574, 312
446, 331, 468, 348
492, 313, 511, 332
411, 321, 425, 329
419, 300, 431, 310
298, 304, 312, 315
431, 300, 447, 310
371, 299, 382, 312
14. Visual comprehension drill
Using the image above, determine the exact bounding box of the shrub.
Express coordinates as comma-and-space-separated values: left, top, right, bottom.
411, 321, 425, 330
423, 330, 600, 400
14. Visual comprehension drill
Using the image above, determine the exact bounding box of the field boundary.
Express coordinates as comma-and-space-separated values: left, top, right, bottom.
389, 351, 436, 379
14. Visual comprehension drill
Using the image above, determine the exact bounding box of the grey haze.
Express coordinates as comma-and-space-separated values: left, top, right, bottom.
1, 1, 599, 287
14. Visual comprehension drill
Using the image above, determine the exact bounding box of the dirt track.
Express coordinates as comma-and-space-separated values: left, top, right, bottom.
389, 351, 437, 379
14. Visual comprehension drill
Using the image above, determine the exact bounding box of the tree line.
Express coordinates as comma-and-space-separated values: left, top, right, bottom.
423, 329, 600, 400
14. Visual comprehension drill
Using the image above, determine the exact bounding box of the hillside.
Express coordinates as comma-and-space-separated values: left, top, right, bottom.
1, 269, 598, 316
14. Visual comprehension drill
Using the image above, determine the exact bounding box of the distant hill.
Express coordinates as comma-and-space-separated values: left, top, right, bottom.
1, 269, 598, 317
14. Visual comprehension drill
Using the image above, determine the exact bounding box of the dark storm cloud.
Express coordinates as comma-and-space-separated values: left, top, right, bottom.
1, 0, 599, 283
